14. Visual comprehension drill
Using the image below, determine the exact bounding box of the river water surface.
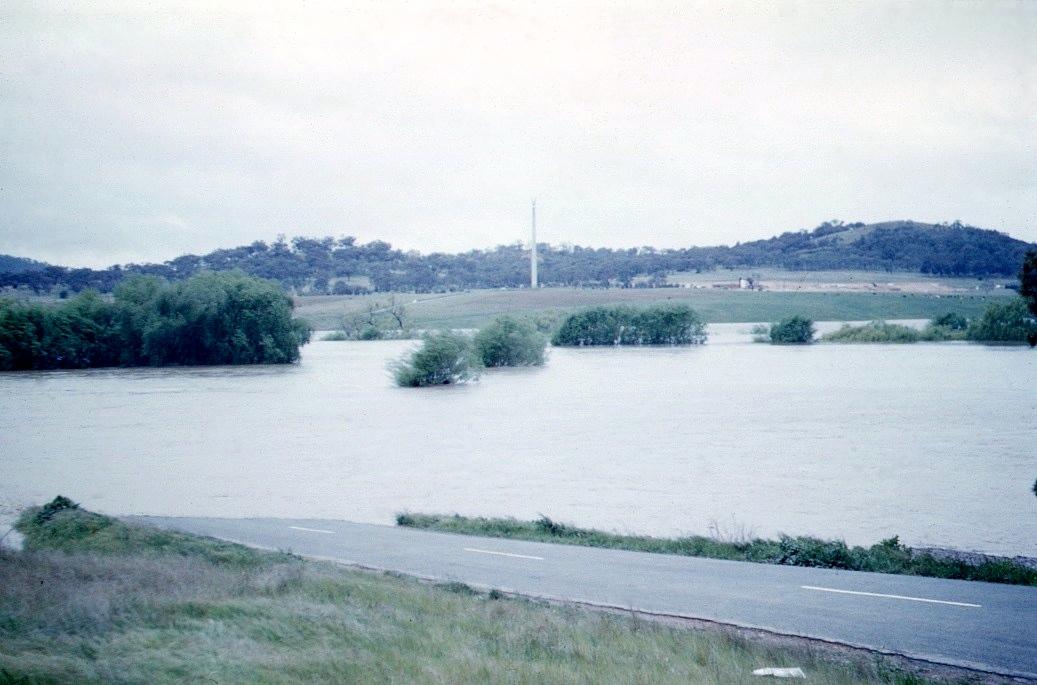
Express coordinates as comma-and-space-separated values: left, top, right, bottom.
2, 324, 1035, 555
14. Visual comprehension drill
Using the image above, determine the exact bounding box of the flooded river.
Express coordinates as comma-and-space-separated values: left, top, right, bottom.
2, 324, 1035, 555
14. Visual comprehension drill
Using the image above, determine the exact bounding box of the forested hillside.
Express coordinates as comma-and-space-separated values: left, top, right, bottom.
2, 220, 1032, 295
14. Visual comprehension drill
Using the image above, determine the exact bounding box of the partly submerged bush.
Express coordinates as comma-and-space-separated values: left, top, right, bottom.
551, 303, 706, 346
931, 312, 969, 331
474, 316, 547, 367
921, 311, 970, 341
966, 298, 1036, 344
0, 271, 311, 370
391, 331, 480, 387
822, 321, 921, 343
768, 316, 815, 344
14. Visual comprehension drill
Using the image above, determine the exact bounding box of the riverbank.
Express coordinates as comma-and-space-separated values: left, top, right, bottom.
396, 514, 1037, 586
0, 501, 976, 684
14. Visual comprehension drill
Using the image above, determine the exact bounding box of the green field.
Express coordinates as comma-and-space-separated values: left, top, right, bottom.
0, 502, 963, 684
295, 287, 1008, 330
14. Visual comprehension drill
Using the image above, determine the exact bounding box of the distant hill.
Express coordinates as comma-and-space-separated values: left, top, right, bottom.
2, 220, 1033, 295
720, 220, 1032, 275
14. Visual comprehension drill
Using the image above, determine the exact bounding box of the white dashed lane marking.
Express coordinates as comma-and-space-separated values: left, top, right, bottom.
801, 585, 981, 607
464, 547, 545, 561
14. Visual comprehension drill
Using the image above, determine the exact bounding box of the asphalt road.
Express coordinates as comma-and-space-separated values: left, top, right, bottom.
129, 516, 1037, 679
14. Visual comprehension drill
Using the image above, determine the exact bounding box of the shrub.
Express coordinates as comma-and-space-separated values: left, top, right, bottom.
931, 312, 969, 331
474, 316, 547, 367
551, 304, 706, 346
33, 495, 79, 524
391, 331, 480, 387
776, 535, 854, 569
768, 316, 815, 344
966, 298, 1036, 343
920, 312, 970, 341
822, 321, 921, 343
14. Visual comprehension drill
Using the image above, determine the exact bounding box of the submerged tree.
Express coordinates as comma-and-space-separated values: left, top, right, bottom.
768, 316, 815, 344
391, 331, 480, 387
474, 316, 547, 367
551, 304, 706, 346
966, 299, 1036, 344
0, 271, 311, 370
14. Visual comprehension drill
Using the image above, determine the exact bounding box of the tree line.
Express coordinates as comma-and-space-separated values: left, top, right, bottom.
0, 271, 311, 370
3, 221, 1033, 296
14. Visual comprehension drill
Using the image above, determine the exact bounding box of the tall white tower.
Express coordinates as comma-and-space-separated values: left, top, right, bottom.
530, 199, 538, 288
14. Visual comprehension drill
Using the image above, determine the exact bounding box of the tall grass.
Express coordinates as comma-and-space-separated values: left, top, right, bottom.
395, 513, 1037, 586
0, 500, 941, 684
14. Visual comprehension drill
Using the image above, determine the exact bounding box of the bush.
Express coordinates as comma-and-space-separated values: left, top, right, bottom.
776, 535, 854, 569
966, 298, 1036, 343
931, 312, 969, 331
919, 312, 970, 341
0, 271, 311, 370
474, 316, 547, 367
768, 316, 815, 344
391, 331, 480, 387
822, 321, 921, 343
551, 304, 706, 346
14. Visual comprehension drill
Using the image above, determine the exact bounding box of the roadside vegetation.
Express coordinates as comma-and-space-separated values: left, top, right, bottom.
551, 303, 706, 346
0, 271, 311, 370
1, 499, 943, 685
391, 331, 480, 387
473, 315, 547, 367
396, 513, 1037, 587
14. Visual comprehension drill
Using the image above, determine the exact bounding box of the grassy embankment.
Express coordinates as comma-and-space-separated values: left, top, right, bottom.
396, 514, 1037, 587
295, 287, 1006, 331
2, 499, 960, 684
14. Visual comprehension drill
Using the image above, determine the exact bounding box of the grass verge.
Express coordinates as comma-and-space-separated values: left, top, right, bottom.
395, 513, 1037, 587
0, 498, 969, 684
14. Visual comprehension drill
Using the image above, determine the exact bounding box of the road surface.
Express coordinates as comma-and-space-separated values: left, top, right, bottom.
129, 516, 1037, 679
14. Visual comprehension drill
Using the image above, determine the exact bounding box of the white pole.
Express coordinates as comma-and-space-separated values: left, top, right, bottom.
531, 199, 538, 288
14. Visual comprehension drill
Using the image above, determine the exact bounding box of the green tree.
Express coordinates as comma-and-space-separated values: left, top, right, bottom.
474, 316, 547, 367
966, 299, 1036, 344
391, 331, 480, 387
769, 316, 815, 344
0, 271, 310, 370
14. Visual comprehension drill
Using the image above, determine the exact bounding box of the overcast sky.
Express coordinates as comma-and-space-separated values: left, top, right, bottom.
2, 1, 1035, 267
